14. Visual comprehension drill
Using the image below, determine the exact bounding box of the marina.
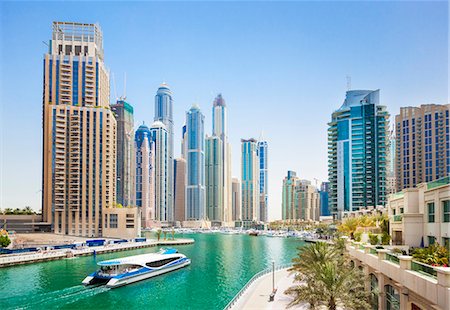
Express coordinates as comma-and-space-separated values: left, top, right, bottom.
0, 233, 304, 310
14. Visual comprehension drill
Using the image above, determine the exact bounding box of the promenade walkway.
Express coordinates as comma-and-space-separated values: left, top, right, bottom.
0, 238, 194, 268
230, 268, 308, 310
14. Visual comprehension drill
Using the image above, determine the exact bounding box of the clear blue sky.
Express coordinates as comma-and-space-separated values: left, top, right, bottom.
0, 1, 447, 220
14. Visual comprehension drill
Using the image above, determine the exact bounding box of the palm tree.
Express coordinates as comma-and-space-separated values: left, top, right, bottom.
171, 228, 175, 240
286, 242, 370, 309
156, 229, 162, 241
163, 230, 167, 240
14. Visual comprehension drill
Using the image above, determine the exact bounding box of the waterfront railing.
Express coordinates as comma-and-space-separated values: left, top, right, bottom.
223, 263, 292, 310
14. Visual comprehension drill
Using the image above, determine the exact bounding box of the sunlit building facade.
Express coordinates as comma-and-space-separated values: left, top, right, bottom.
241, 138, 260, 224
42, 22, 116, 237
185, 105, 205, 221
111, 100, 134, 207
328, 90, 389, 219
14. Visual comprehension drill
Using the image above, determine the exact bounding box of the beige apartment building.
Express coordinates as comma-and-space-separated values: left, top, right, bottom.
103, 207, 140, 239
395, 104, 450, 192
389, 177, 450, 248
42, 22, 116, 237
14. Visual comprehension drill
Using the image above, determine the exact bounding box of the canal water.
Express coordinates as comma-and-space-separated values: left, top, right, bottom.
0, 233, 304, 310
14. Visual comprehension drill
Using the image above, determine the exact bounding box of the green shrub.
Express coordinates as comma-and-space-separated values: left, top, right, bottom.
353, 231, 362, 242
0, 235, 11, 248
412, 243, 449, 267
381, 233, 391, 245
368, 233, 379, 245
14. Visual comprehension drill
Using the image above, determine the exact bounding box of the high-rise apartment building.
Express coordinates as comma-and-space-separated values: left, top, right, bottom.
258, 139, 268, 222
150, 121, 170, 223
42, 22, 116, 236
282, 171, 320, 221
231, 178, 241, 221
134, 124, 155, 227
174, 158, 186, 223
395, 104, 450, 191
205, 94, 232, 226
241, 138, 260, 225
328, 90, 389, 219
205, 136, 223, 224
111, 100, 134, 207
154, 84, 174, 223
185, 105, 205, 221
387, 129, 397, 195
319, 181, 330, 217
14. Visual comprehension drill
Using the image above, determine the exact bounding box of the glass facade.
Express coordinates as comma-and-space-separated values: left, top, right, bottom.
186, 106, 205, 221
328, 90, 389, 218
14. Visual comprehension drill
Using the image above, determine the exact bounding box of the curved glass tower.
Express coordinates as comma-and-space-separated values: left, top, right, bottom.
135, 124, 155, 227
328, 90, 389, 219
186, 104, 205, 221
154, 84, 174, 223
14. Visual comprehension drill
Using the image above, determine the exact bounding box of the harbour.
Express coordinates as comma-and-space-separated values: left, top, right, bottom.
0, 233, 303, 310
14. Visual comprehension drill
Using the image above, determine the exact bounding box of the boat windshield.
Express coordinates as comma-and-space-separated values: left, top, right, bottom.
98, 264, 142, 276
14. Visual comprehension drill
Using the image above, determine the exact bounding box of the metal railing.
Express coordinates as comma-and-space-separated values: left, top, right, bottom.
223, 263, 292, 310
411, 261, 437, 278
385, 253, 400, 265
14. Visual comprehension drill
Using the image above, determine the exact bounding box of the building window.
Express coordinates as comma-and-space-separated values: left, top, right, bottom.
370, 274, 379, 310
110, 214, 118, 228
443, 237, 450, 253
400, 208, 404, 214
385, 285, 400, 310
443, 200, 450, 223
428, 236, 436, 246
427, 202, 435, 223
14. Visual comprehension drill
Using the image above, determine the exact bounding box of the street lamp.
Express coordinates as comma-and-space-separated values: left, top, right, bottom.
272, 260, 275, 292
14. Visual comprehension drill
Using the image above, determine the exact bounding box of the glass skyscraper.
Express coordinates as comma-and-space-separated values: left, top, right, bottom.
205, 94, 232, 225
328, 90, 389, 218
241, 138, 259, 225
135, 124, 154, 227
150, 121, 170, 223
185, 105, 205, 221
154, 84, 174, 223
257, 139, 268, 222
111, 100, 134, 207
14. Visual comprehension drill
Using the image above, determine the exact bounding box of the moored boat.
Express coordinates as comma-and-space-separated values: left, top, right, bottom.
82, 248, 190, 288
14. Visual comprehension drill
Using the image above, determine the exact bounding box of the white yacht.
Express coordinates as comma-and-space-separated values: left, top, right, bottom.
82, 249, 190, 288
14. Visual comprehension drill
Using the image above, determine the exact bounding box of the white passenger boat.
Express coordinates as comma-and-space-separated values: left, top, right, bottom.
82, 248, 190, 288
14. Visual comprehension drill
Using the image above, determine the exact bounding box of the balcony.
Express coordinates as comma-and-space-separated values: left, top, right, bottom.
393, 214, 403, 222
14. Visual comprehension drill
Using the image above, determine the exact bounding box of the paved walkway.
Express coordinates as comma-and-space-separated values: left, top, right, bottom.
231, 268, 309, 310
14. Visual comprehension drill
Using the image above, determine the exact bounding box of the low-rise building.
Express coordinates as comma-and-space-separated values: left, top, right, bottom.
388, 177, 449, 248
347, 241, 450, 310
0, 214, 50, 233
103, 207, 140, 239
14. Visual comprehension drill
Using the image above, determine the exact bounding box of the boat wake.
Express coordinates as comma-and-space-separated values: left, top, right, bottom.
16, 285, 110, 309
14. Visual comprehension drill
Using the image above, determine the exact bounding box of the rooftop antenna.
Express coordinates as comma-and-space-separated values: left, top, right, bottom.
346, 75, 352, 91
112, 72, 118, 101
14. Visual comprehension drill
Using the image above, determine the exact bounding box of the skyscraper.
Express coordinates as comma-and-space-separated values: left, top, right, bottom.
185, 105, 205, 221
174, 158, 186, 223
395, 104, 450, 191
241, 138, 260, 226
387, 129, 397, 195
42, 22, 116, 236
205, 94, 232, 226
111, 100, 134, 207
135, 124, 155, 227
319, 182, 330, 217
150, 121, 170, 223
282, 171, 320, 221
328, 90, 389, 218
231, 178, 241, 221
205, 136, 223, 224
154, 84, 174, 223
257, 139, 268, 222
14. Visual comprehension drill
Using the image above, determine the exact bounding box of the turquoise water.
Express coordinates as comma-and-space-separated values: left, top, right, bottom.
0, 234, 304, 310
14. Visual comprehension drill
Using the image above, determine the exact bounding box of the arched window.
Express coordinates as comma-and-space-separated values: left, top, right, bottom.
385, 284, 400, 310
370, 274, 379, 310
